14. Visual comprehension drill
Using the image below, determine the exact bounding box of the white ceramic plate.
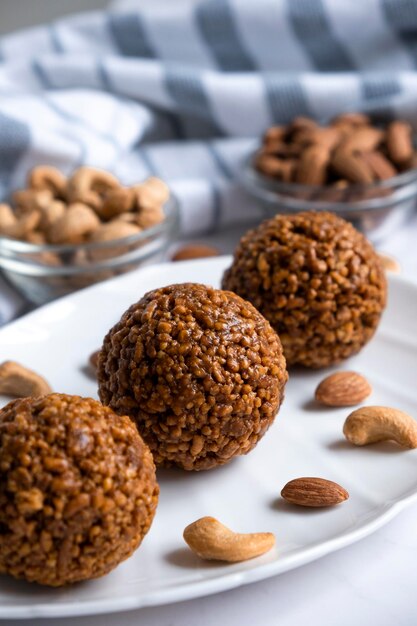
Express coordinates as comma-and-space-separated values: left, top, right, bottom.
0, 256, 416, 620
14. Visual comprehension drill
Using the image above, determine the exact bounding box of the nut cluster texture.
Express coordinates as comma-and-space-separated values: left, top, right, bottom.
98, 283, 288, 471
0, 394, 159, 586
222, 212, 387, 368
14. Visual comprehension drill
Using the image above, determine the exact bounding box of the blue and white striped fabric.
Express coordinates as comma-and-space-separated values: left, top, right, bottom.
2, 0, 417, 323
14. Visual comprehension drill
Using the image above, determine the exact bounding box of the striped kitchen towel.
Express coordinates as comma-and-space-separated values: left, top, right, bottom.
1, 0, 417, 323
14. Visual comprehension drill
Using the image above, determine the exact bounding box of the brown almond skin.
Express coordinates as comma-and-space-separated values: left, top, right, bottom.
341, 127, 383, 154
281, 477, 349, 507
386, 121, 413, 165
361, 151, 397, 180
331, 149, 374, 184
172, 244, 220, 262
295, 145, 329, 185
315, 371, 372, 407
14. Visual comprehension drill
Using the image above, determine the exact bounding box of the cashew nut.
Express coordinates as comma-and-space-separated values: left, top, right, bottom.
13, 189, 53, 214
28, 166, 67, 198
25, 231, 46, 245
0, 361, 52, 397
117, 212, 138, 223
1, 210, 40, 239
343, 406, 417, 448
89, 220, 141, 261
67, 167, 119, 210
183, 516, 275, 562
136, 205, 165, 229
38, 200, 66, 230
134, 177, 169, 210
99, 187, 135, 220
48, 203, 100, 244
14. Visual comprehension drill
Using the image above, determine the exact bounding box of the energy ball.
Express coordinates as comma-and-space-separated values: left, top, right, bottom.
98, 283, 287, 471
0, 394, 159, 586
222, 212, 387, 368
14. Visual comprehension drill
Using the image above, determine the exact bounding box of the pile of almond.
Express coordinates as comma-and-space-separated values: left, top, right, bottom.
256, 113, 416, 191
0, 166, 169, 247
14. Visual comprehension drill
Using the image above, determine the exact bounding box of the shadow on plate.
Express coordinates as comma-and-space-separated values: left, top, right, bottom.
79, 364, 96, 382
157, 458, 240, 485
269, 497, 335, 515
327, 439, 407, 454
301, 399, 339, 412
164, 547, 221, 570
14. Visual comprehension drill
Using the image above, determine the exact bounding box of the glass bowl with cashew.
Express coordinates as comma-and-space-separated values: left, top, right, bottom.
0, 166, 179, 305
241, 114, 417, 241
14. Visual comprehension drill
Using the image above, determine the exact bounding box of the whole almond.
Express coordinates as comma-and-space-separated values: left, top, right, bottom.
361, 151, 397, 180
256, 154, 282, 175
386, 121, 413, 165
331, 148, 374, 184
315, 371, 372, 407
281, 477, 349, 507
307, 127, 341, 151
295, 145, 329, 185
172, 244, 220, 262
340, 127, 383, 154
89, 350, 100, 370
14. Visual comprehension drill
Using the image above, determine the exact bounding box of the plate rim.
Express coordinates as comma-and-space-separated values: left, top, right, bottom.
0, 257, 416, 619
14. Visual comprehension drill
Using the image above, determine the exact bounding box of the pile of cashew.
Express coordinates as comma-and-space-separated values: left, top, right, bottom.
0, 166, 169, 249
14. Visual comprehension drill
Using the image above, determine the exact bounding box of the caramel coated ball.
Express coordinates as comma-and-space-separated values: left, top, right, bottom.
0, 394, 158, 586
98, 283, 288, 470
222, 212, 387, 368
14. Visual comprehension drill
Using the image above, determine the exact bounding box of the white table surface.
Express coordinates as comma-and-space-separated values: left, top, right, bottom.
2, 214, 417, 626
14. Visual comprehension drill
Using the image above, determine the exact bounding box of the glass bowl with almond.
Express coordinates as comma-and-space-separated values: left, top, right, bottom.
241, 113, 417, 240
0, 166, 179, 304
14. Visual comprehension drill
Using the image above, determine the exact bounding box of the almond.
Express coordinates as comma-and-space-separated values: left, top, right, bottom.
89, 350, 100, 370
331, 148, 374, 184
340, 127, 383, 153
262, 141, 302, 159
295, 145, 329, 185
172, 244, 220, 262
263, 126, 286, 143
288, 116, 318, 134
256, 154, 296, 180
331, 112, 370, 127
255, 154, 287, 177
281, 477, 349, 507
315, 371, 372, 407
307, 127, 341, 151
386, 121, 413, 165
361, 151, 397, 180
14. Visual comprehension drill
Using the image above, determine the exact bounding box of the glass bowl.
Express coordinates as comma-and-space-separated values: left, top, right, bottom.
241, 152, 417, 241
0, 194, 180, 305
